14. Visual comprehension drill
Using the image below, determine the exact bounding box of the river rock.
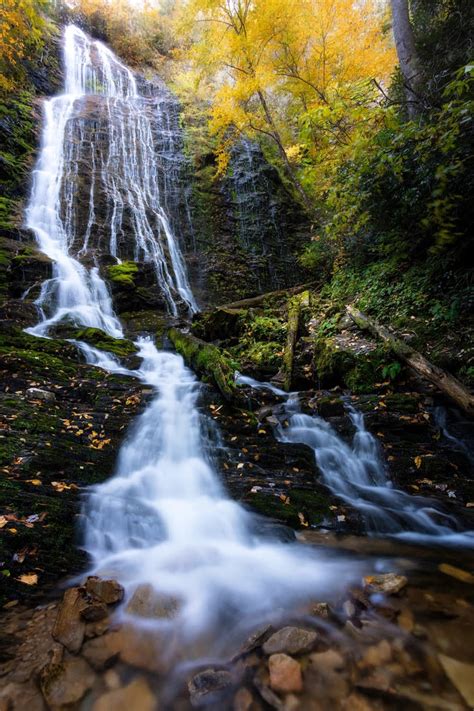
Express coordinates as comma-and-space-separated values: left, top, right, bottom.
92, 677, 156, 711
268, 654, 303, 693
52, 587, 86, 653
85, 576, 124, 604
233, 687, 256, 711
25, 387, 56, 402
188, 669, 234, 707
81, 600, 109, 622
363, 573, 407, 595
125, 583, 179, 619
40, 658, 96, 707
81, 629, 124, 670
263, 627, 317, 656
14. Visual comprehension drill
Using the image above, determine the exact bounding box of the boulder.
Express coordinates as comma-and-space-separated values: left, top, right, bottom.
92, 677, 156, 711
40, 658, 96, 707
268, 654, 303, 693
85, 577, 124, 605
52, 587, 86, 653
263, 627, 317, 656
188, 669, 234, 707
25, 388, 56, 402
125, 584, 180, 619
363, 573, 407, 595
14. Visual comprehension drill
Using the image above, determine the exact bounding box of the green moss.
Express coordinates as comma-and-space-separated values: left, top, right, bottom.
107, 261, 139, 287
168, 327, 237, 399
74, 327, 138, 356
246, 487, 329, 528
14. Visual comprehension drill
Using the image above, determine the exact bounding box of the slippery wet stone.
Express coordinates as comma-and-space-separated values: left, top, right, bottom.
85, 576, 124, 605
268, 654, 302, 693
92, 677, 156, 711
263, 627, 318, 656
40, 658, 96, 707
25, 387, 56, 402
81, 600, 109, 622
81, 630, 124, 670
125, 583, 179, 619
52, 587, 86, 653
188, 669, 234, 707
363, 573, 407, 595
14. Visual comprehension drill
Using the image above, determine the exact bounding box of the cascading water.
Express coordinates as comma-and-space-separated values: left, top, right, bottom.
25, 24, 196, 337
24, 24, 359, 651
237, 374, 474, 547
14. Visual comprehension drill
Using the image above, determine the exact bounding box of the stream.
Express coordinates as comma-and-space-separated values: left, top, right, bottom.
15, 22, 474, 705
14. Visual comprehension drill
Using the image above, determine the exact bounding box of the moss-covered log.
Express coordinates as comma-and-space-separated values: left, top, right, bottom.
168, 327, 236, 399
347, 305, 474, 415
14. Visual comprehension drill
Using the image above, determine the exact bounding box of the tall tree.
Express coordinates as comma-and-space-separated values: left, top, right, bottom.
390, 0, 424, 117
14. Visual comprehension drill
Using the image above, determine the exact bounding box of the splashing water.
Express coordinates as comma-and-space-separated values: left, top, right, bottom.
237, 374, 474, 547
25, 24, 195, 338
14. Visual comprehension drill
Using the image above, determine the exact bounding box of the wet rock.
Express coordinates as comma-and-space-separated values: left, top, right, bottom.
81, 600, 109, 622
438, 654, 474, 706
359, 640, 392, 668
233, 687, 257, 711
92, 677, 156, 711
363, 573, 407, 595
268, 653, 302, 693
40, 658, 96, 707
188, 668, 234, 707
118, 626, 168, 673
82, 629, 124, 670
307, 649, 348, 699
85, 576, 124, 604
263, 627, 317, 656
25, 387, 55, 402
235, 625, 272, 658
125, 583, 179, 619
310, 602, 332, 619
0, 682, 46, 711
52, 587, 86, 653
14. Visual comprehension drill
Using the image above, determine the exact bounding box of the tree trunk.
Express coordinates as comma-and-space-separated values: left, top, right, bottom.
273, 291, 309, 391
346, 305, 474, 416
256, 90, 315, 213
390, 0, 423, 118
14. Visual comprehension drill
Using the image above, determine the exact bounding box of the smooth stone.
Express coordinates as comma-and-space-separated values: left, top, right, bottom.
268, 654, 303, 693
40, 658, 96, 707
438, 653, 474, 707
363, 573, 407, 595
25, 388, 56, 402
188, 669, 233, 707
92, 677, 156, 711
52, 587, 86, 653
263, 627, 317, 656
82, 630, 124, 670
125, 583, 179, 619
85, 576, 124, 604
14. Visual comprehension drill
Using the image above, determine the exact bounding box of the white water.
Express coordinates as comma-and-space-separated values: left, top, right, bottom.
84, 341, 356, 640
25, 24, 195, 338
24, 25, 359, 646
237, 374, 474, 547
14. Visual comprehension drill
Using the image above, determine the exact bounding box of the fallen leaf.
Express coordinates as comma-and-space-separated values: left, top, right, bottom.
438, 563, 474, 584
17, 573, 38, 586
414, 456, 422, 469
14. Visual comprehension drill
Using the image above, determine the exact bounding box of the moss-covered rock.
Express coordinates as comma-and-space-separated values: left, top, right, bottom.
168, 327, 237, 399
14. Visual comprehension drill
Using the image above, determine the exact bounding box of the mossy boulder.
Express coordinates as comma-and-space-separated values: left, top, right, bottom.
107, 261, 138, 287
313, 336, 398, 393
168, 327, 237, 400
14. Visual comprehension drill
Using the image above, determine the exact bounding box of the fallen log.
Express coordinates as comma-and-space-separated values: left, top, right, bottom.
219, 282, 317, 311
346, 305, 474, 416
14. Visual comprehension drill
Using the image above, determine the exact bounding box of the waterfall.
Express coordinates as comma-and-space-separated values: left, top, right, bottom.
237, 374, 474, 547
24, 24, 358, 646
25, 24, 196, 337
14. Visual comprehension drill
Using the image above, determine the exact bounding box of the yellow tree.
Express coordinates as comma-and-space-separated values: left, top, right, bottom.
0, 0, 46, 92
179, 0, 394, 209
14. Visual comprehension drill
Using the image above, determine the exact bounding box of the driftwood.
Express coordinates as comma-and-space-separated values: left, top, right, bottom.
220, 282, 317, 312
346, 305, 474, 416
